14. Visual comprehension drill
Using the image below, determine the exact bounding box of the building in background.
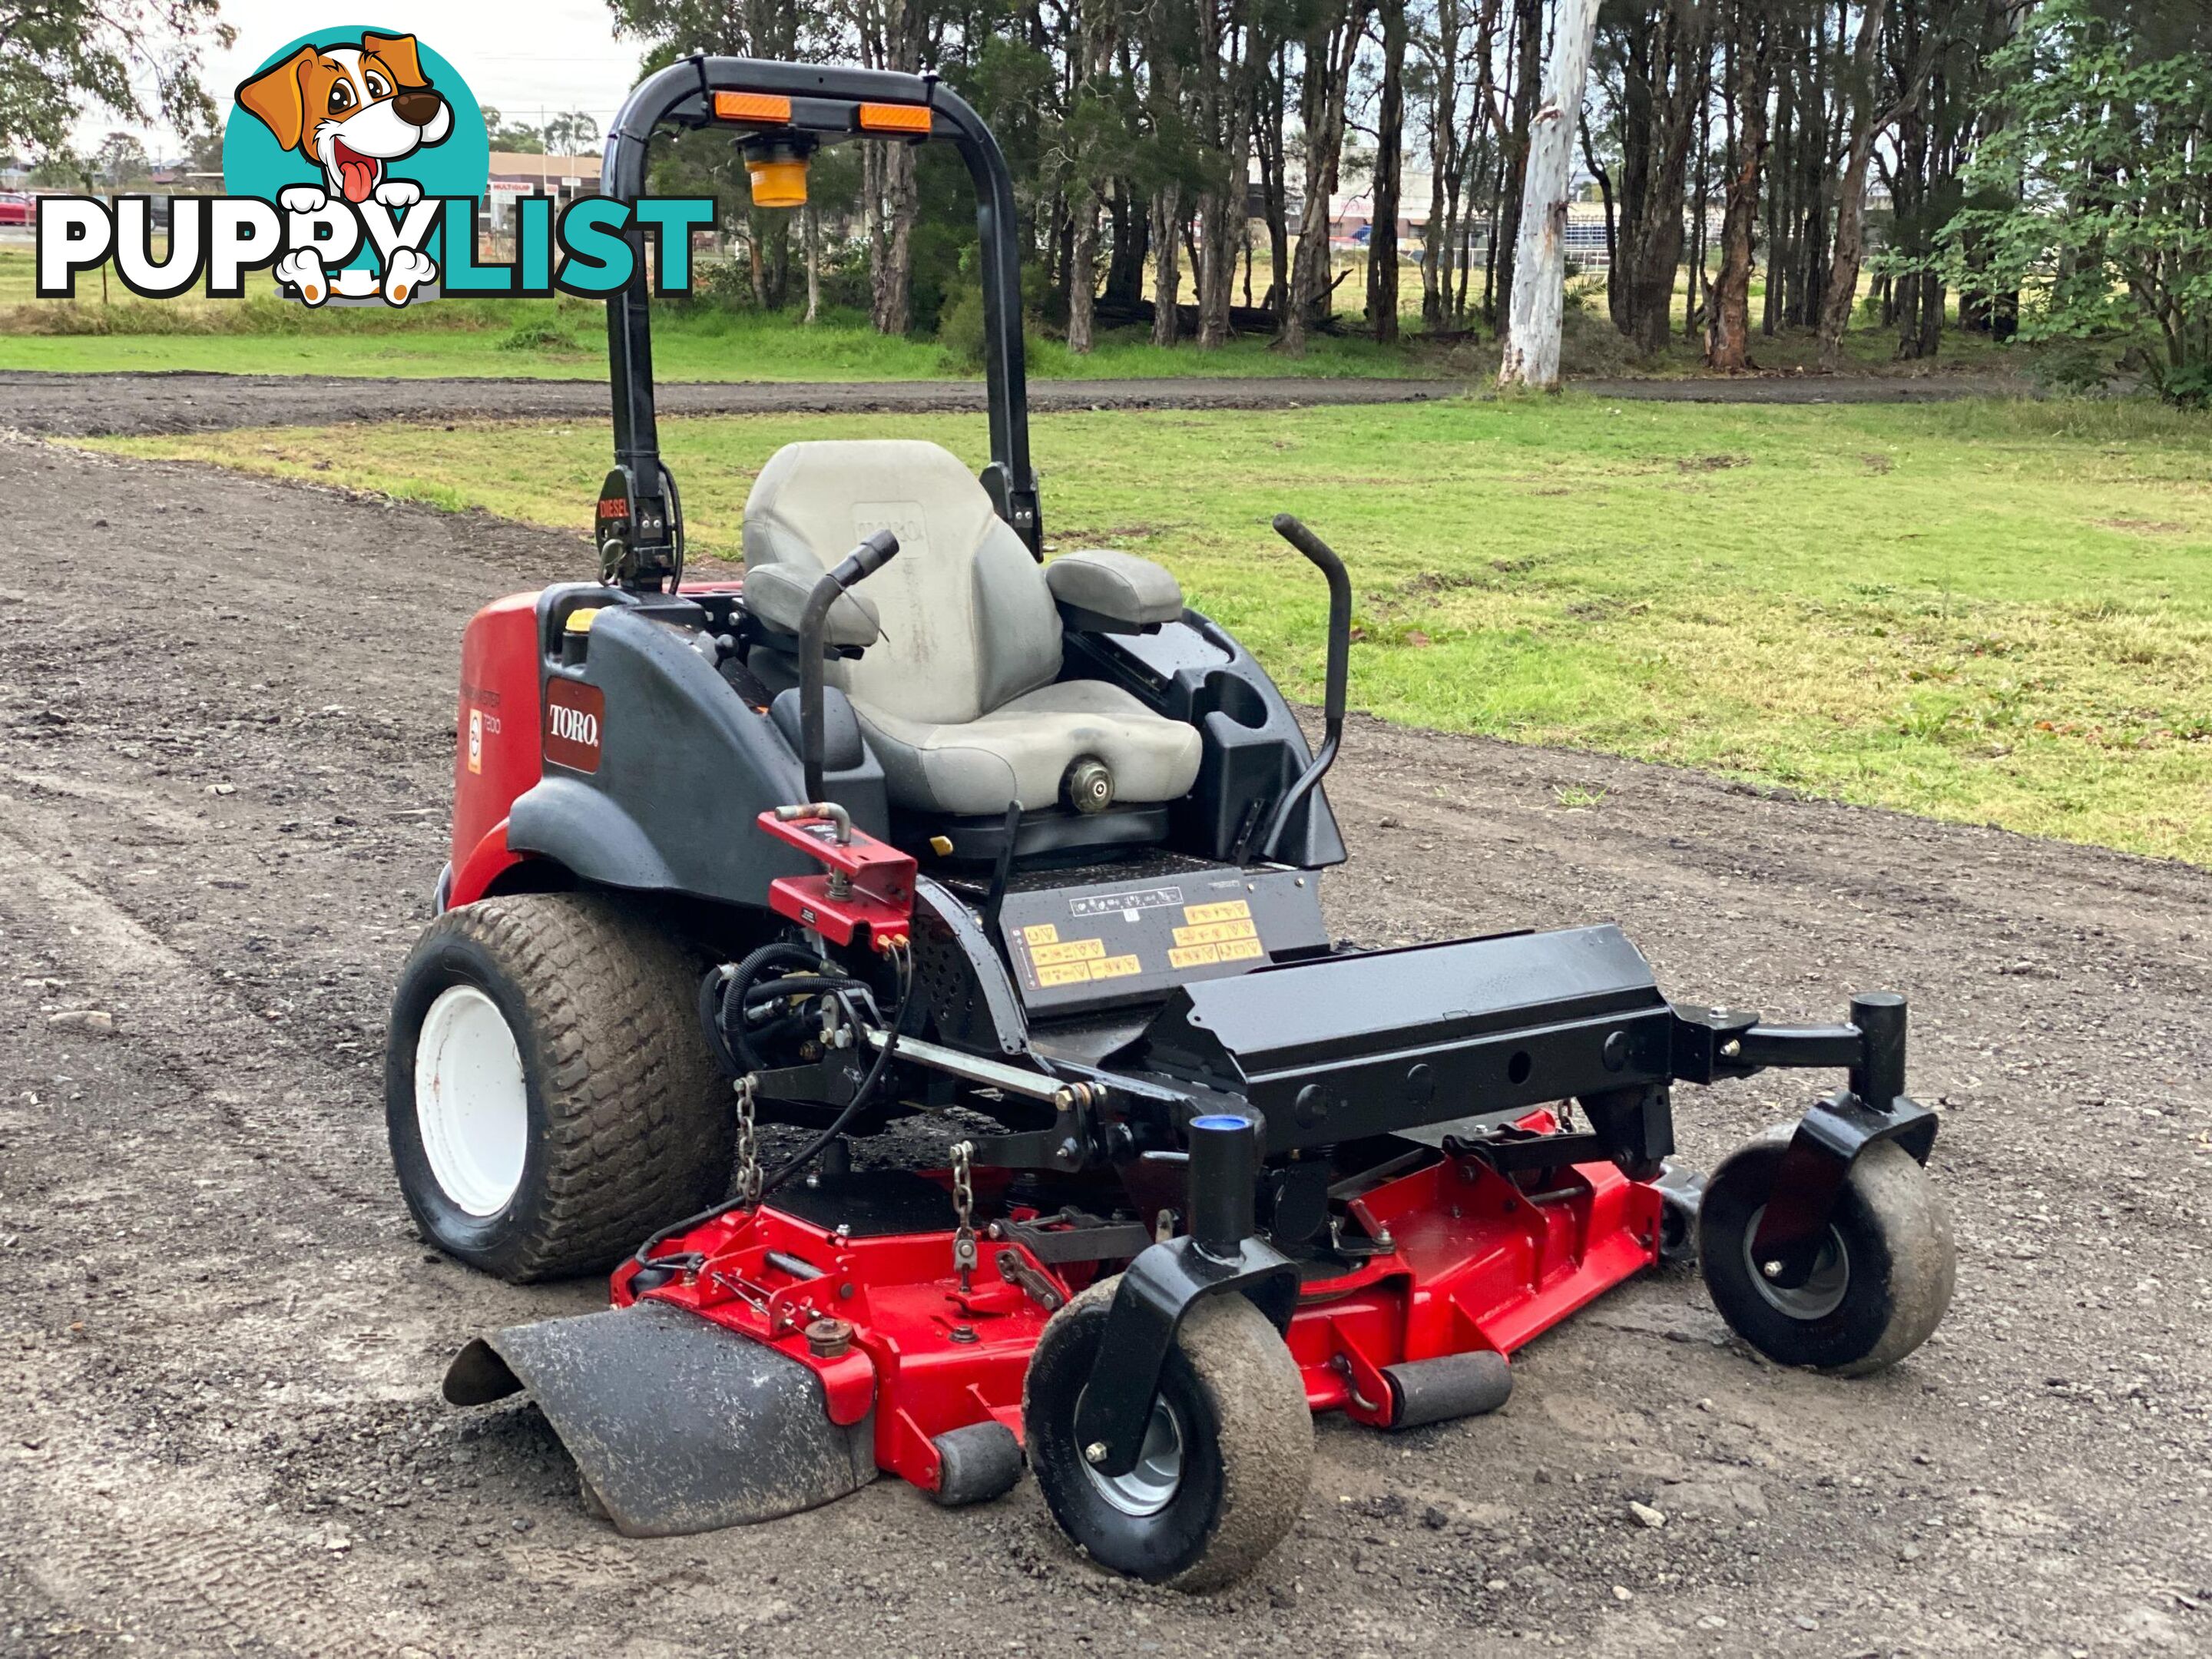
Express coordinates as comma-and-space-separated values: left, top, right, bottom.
485, 152, 601, 230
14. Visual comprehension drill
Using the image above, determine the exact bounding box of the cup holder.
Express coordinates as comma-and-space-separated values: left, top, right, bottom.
1199, 671, 1271, 731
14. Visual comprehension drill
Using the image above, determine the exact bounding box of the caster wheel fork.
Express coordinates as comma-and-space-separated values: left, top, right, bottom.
1023, 1277, 1312, 1590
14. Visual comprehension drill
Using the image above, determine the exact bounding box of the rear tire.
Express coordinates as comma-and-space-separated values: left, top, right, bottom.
1698, 1130, 1954, 1376
1023, 1277, 1311, 1591
386, 893, 732, 1282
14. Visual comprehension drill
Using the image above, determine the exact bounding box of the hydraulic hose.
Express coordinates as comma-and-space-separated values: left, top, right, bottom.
755, 976, 911, 1201
697, 939, 823, 1075
641, 945, 912, 1273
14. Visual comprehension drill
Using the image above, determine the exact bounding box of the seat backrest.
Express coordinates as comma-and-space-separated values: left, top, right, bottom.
743, 440, 1062, 727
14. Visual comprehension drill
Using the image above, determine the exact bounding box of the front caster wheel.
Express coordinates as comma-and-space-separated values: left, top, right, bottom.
1023, 1277, 1312, 1591
1699, 1131, 1955, 1376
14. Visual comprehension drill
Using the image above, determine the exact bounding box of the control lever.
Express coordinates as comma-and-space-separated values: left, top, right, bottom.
798, 529, 900, 800
1255, 513, 1351, 861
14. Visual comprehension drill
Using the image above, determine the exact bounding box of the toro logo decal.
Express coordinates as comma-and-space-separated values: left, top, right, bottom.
544, 680, 605, 773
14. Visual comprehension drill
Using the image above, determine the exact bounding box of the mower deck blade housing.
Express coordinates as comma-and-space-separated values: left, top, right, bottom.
444, 1300, 875, 1536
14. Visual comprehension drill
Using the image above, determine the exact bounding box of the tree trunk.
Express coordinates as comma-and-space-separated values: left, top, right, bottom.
1684, 49, 1710, 341
803, 199, 820, 323
1817, 0, 1889, 373
1580, 111, 1618, 323
1499, 0, 1603, 388
1104, 181, 1148, 310
1614, 0, 1707, 356
1151, 184, 1184, 347
1492, 0, 1543, 329
1706, 2, 1769, 372
856, 0, 924, 336
1197, 0, 1260, 347
1256, 47, 1291, 318
1067, 195, 1099, 352
1420, 0, 1463, 331
1760, 57, 1787, 336
1280, 1, 1369, 353
871, 141, 918, 335
1366, 0, 1409, 343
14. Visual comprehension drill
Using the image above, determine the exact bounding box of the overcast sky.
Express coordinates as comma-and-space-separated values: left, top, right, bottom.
87, 2, 652, 154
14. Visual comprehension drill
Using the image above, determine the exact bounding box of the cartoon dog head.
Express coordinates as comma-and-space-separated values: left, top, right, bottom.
236, 33, 452, 204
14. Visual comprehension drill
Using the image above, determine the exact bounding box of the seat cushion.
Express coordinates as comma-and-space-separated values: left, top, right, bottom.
854, 679, 1203, 817
743, 440, 1061, 727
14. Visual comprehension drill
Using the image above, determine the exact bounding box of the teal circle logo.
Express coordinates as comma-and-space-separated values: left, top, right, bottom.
222, 26, 488, 300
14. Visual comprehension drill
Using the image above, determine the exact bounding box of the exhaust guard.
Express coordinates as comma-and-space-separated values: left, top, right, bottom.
444, 1300, 874, 1536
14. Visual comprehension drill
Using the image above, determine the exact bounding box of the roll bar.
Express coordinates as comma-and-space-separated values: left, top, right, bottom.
598, 58, 1041, 588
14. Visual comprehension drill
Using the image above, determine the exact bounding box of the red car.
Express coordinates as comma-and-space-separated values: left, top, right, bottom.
0, 194, 33, 227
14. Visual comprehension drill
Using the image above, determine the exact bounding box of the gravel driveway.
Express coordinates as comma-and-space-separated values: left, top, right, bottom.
0, 432, 2202, 1657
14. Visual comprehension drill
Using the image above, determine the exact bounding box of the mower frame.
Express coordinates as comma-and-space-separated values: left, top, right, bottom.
410, 55, 1956, 1588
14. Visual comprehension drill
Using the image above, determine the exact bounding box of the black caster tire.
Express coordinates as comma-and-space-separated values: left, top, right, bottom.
1698, 1129, 1955, 1376
386, 893, 732, 1283
1023, 1277, 1312, 1591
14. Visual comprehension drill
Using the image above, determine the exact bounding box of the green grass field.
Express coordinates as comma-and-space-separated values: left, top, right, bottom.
0, 250, 1458, 382
0, 316, 1457, 380
1, 249, 2025, 384
89, 395, 2211, 863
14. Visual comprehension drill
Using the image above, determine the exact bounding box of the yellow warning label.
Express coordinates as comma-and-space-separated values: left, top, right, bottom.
1169, 943, 1220, 969
1037, 961, 1093, 988
1091, 953, 1142, 980
1023, 922, 1059, 946
1031, 937, 1106, 967
1183, 899, 1252, 925
1218, 936, 1263, 962
1172, 917, 1259, 948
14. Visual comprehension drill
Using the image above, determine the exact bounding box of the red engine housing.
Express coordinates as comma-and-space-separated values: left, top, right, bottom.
449, 593, 542, 907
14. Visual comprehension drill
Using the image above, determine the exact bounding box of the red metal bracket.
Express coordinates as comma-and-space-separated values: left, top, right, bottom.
757, 807, 916, 952
619, 1196, 1075, 1494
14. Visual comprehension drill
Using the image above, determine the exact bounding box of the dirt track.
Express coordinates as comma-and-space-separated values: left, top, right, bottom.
1, 432, 2207, 1657
0, 366, 2028, 439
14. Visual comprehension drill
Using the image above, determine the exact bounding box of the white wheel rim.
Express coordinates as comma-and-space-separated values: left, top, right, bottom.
415, 984, 528, 1217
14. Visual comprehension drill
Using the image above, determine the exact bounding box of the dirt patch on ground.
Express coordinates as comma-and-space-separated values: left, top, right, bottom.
0, 435, 2204, 1657
0, 372, 1462, 439
0, 366, 2032, 439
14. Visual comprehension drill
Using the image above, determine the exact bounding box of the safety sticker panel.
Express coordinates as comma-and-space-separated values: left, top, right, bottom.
995, 869, 1328, 1013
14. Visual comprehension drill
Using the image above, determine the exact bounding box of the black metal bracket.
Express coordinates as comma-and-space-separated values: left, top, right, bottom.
1671, 1002, 1877, 1084
1748, 1088, 1939, 1285
1446, 1126, 1611, 1174
1741, 992, 1940, 1286
1071, 1114, 1297, 1476
992, 1210, 1154, 1266
1071, 1233, 1298, 1475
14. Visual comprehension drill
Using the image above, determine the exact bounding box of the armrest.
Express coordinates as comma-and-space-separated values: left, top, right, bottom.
742, 561, 880, 650
1045, 549, 1184, 634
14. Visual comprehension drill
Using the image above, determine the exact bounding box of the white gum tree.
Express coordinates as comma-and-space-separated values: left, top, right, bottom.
1498, 0, 1605, 390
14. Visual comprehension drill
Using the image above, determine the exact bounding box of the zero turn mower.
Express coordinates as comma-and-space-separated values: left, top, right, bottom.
393, 58, 1956, 1590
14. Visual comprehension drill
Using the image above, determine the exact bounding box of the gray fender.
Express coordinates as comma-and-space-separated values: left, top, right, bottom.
507, 774, 678, 892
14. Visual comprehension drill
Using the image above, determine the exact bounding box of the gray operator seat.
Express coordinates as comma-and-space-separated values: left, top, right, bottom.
741, 439, 1202, 818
